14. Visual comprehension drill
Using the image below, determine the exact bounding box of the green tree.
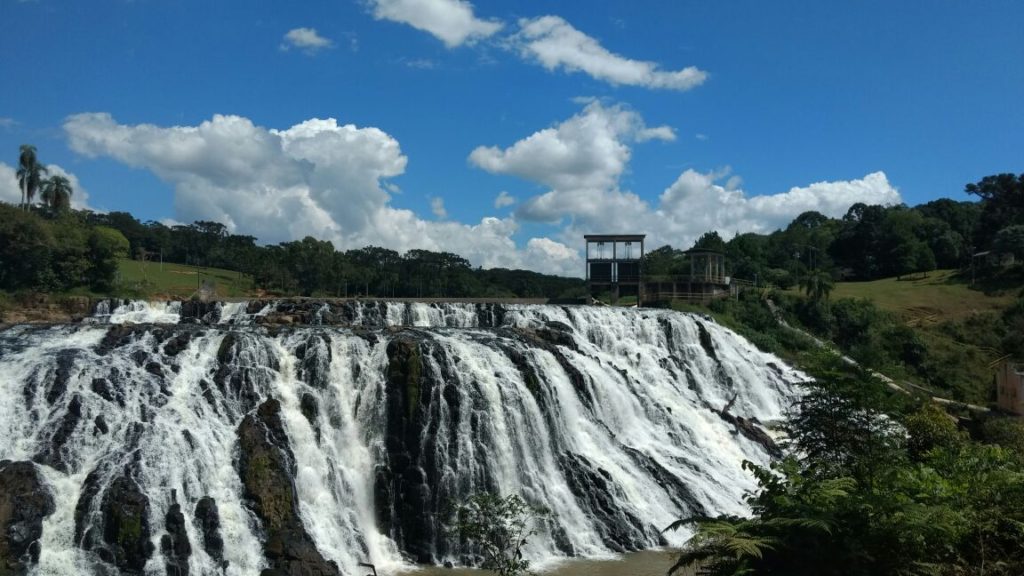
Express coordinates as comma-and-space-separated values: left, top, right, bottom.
41, 174, 73, 213
966, 172, 1024, 250
799, 269, 834, 304
0, 203, 55, 289
692, 231, 727, 252
87, 226, 128, 290
903, 403, 963, 460
16, 144, 48, 210
993, 224, 1024, 259
452, 493, 547, 576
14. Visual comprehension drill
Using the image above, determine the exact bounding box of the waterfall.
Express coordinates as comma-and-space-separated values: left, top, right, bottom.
0, 301, 805, 576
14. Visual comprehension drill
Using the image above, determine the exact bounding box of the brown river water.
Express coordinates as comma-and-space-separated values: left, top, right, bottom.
390, 549, 695, 576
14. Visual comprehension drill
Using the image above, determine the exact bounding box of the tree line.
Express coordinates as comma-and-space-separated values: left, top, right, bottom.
645, 172, 1024, 289
1, 206, 586, 299
84, 214, 585, 299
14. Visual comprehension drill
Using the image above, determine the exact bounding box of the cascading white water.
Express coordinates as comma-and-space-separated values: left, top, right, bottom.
0, 301, 804, 576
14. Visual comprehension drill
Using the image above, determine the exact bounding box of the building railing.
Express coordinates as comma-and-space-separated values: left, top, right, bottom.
642, 289, 731, 303
644, 274, 732, 285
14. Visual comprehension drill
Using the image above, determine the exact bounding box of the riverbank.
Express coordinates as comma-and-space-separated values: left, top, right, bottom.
394, 549, 691, 576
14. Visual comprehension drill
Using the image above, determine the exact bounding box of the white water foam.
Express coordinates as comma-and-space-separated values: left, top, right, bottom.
0, 304, 805, 576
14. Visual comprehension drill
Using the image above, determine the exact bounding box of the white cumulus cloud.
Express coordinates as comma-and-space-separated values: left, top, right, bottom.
0, 163, 22, 205
511, 16, 707, 91
494, 190, 516, 208
470, 101, 902, 251
63, 112, 581, 276
369, 0, 502, 48
652, 169, 902, 246
281, 27, 334, 53
470, 101, 673, 223
430, 196, 447, 218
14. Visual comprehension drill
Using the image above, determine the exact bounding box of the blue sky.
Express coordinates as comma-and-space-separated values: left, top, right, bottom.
1, 0, 1022, 274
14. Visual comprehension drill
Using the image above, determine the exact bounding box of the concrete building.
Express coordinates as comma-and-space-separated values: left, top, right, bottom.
584, 234, 645, 304
996, 360, 1024, 415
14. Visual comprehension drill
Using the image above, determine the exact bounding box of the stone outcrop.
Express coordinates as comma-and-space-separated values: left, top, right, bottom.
161, 496, 191, 576
0, 460, 55, 575
716, 394, 781, 457
193, 497, 224, 568
33, 394, 83, 472
237, 399, 339, 576
558, 452, 666, 552
99, 473, 155, 573
74, 456, 155, 575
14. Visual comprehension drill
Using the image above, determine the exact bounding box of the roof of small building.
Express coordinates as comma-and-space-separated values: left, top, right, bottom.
583, 234, 646, 242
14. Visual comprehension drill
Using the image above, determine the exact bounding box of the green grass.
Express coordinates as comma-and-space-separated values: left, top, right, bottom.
823, 270, 1014, 404
116, 258, 254, 299
830, 269, 1013, 322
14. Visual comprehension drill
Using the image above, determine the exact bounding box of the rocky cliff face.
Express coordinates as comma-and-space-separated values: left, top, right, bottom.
237, 399, 339, 576
0, 301, 805, 575
0, 460, 55, 575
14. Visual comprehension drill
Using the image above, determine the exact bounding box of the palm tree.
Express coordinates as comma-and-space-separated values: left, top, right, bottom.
41, 174, 73, 213
16, 144, 48, 210
800, 269, 834, 304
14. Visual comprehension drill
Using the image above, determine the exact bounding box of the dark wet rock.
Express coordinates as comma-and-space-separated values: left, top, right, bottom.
496, 342, 551, 415
533, 321, 578, 350
214, 333, 277, 416
198, 379, 219, 414
180, 430, 196, 451
74, 459, 155, 575
696, 322, 718, 362
130, 350, 149, 368
622, 447, 706, 517
559, 452, 664, 552
296, 335, 332, 390
162, 332, 194, 357
0, 460, 56, 574
375, 336, 469, 563
145, 362, 164, 378
100, 473, 155, 574
96, 325, 139, 356
475, 303, 506, 328
547, 520, 575, 557
300, 393, 320, 441
161, 496, 191, 576
386, 338, 424, 422
504, 327, 593, 409
33, 394, 83, 472
74, 466, 107, 548
716, 395, 780, 457
180, 301, 220, 324
44, 350, 78, 405
237, 399, 339, 576
194, 497, 224, 566
90, 377, 119, 406
94, 415, 109, 436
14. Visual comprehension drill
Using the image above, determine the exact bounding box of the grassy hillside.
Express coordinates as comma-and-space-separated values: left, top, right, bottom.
831, 269, 1014, 322
816, 269, 1014, 404
116, 258, 254, 299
